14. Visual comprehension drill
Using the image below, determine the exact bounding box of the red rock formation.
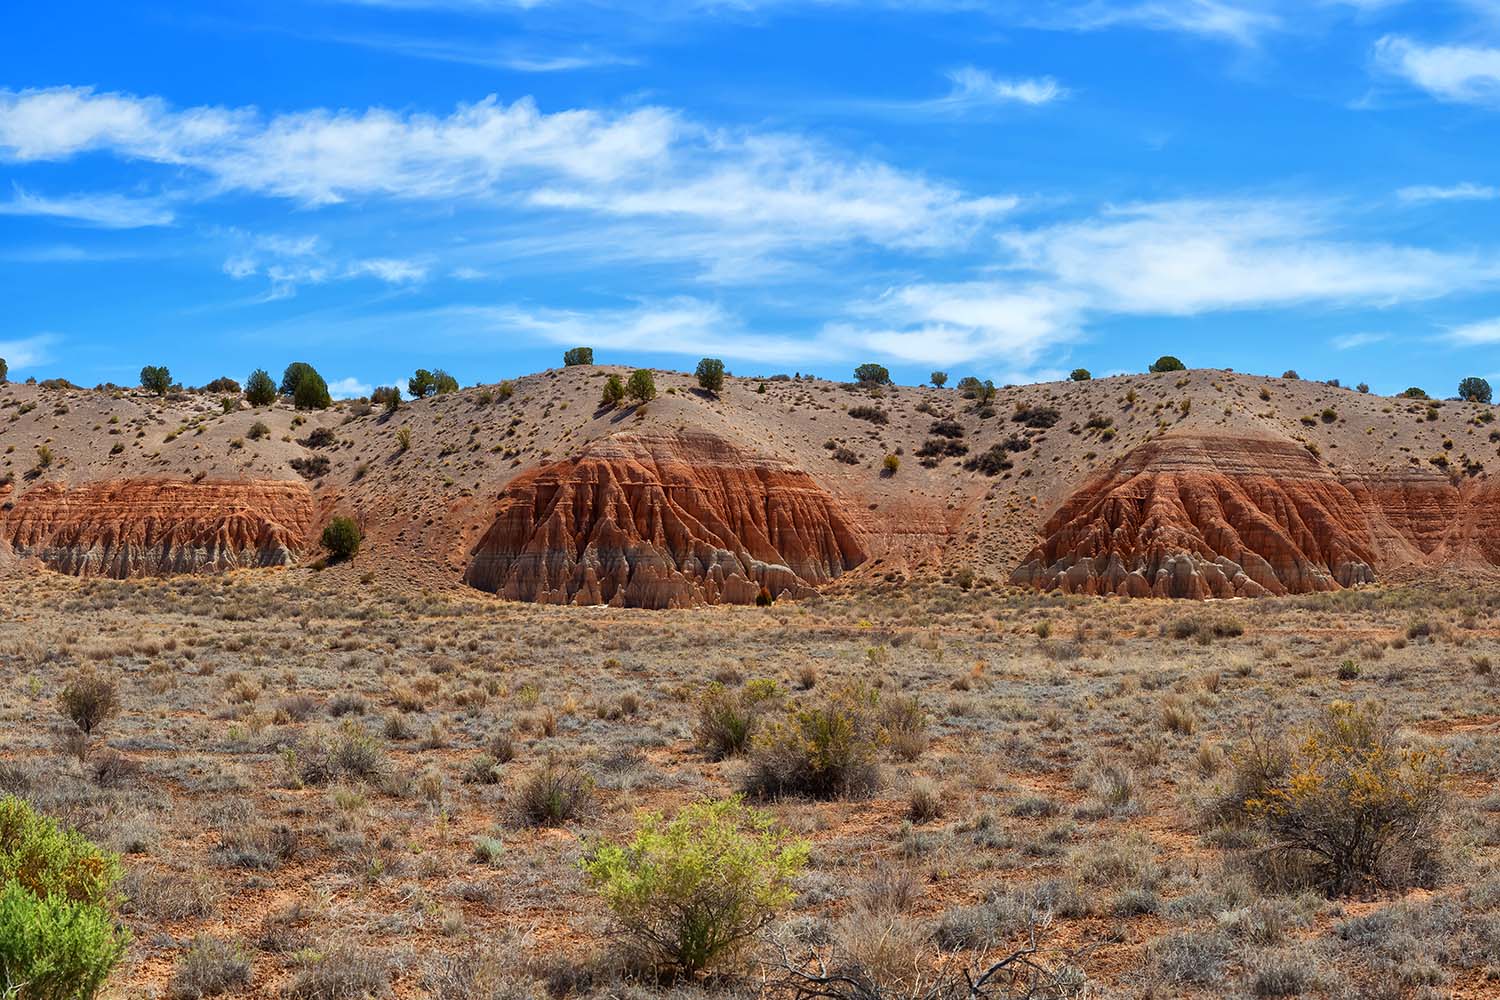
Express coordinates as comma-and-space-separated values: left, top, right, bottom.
1012, 436, 1382, 598
1013, 435, 1500, 598
1, 479, 315, 577
464, 430, 867, 608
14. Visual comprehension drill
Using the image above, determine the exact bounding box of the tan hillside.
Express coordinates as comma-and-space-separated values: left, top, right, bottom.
2, 366, 1497, 601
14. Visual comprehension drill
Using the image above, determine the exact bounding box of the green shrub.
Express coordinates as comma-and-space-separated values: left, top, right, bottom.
929, 371, 947, 387
140, 365, 171, 396
744, 685, 884, 799
563, 347, 594, 367
0, 796, 128, 1000
581, 796, 807, 977
695, 680, 781, 760
247, 421, 270, 440
514, 759, 593, 826
0, 357, 7, 384
695, 357, 725, 393
882, 454, 900, 475
244, 369, 276, 407
58, 667, 119, 736
626, 368, 656, 404
293, 370, 332, 410
1149, 355, 1186, 373
1070, 368, 1091, 381
853, 363, 891, 386
321, 517, 361, 561
600, 374, 625, 408
1459, 376, 1492, 403
1221, 702, 1446, 896
371, 386, 400, 413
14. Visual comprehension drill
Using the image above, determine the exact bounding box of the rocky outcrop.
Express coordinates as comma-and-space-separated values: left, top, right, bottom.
464, 430, 867, 608
1012, 435, 1500, 598
1, 479, 315, 577
1012, 436, 1382, 598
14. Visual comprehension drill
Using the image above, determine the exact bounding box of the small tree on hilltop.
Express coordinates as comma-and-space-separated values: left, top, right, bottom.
1459, 376, 1493, 404
245, 369, 276, 407
433, 370, 459, 395
408, 369, 436, 399
140, 365, 171, 397
1282, 370, 1301, 380
371, 386, 401, 413
322, 516, 361, 561
1149, 355, 1186, 373
600, 374, 626, 408
930, 371, 948, 388
564, 347, 594, 367
627, 369, 657, 404
293, 369, 332, 410
0, 356, 7, 384
1070, 368, 1091, 381
696, 357, 725, 394
280, 362, 318, 397
854, 363, 891, 386
1401, 387, 1429, 400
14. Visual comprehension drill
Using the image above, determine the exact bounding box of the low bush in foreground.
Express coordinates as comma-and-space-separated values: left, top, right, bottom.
1216, 701, 1447, 896
0, 795, 128, 1000
582, 796, 807, 978
695, 679, 782, 760
743, 685, 887, 799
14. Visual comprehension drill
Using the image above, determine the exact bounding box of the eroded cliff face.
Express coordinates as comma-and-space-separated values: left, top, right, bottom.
1012, 435, 1500, 598
463, 430, 867, 608
1, 479, 315, 577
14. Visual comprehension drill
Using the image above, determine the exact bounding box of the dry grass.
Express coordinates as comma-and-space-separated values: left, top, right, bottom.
1, 572, 1498, 998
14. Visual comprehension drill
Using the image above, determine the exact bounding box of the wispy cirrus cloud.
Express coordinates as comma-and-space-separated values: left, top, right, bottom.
1374, 35, 1500, 104
0, 184, 174, 228
0, 333, 60, 371
0, 86, 1010, 272
220, 231, 428, 299
931, 67, 1069, 109
1447, 317, 1500, 344
1332, 331, 1388, 350
1397, 182, 1498, 202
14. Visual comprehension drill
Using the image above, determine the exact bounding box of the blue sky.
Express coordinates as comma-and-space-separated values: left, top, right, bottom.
5, 1, 1500, 396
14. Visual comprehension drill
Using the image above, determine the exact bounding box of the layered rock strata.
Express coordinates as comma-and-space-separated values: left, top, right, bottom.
464, 430, 867, 608
1, 479, 315, 577
1013, 436, 1383, 598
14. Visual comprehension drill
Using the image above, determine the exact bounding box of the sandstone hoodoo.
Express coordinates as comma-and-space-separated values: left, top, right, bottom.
463, 429, 867, 608
1, 479, 315, 577
1012, 435, 1381, 598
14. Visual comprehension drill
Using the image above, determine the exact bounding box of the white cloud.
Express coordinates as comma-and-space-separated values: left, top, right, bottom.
1397, 182, 1498, 202
936, 67, 1069, 109
1001, 199, 1500, 315
1332, 331, 1388, 349
0, 185, 174, 228
0, 86, 1009, 271
0, 333, 59, 371
220, 231, 425, 298
346, 258, 429, 283
1374, 35, 1500, 104
832, 282, 1084, 367
327, 377, 374, 398
451, 299, 846, 365
1448, 317, 1500, 344
1048, 0, 1282, 46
